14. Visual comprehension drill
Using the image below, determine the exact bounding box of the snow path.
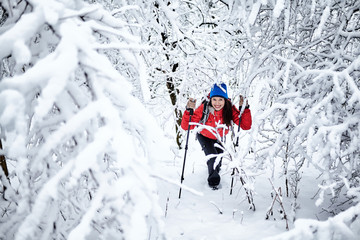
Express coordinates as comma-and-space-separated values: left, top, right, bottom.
154, 135, 320, 240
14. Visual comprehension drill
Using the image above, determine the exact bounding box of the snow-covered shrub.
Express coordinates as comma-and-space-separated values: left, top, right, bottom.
233, 0, 360, 218
265, 201, 360, 240
0, 0, 170, 239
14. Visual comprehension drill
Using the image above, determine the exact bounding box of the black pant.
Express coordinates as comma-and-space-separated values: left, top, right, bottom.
196, 133, 223, 175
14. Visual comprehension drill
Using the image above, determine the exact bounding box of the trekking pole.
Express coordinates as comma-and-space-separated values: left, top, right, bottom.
229, 168, 237, 195
230, 103, 243, 195
178, 108, 194, 199
230, 117, 241, 195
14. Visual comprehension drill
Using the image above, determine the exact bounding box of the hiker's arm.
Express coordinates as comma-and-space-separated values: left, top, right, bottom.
232, 99, 252, 130
239, 108, 252, 130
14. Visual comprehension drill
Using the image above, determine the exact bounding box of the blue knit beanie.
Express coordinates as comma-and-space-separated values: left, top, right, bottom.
210, 83, 228, 99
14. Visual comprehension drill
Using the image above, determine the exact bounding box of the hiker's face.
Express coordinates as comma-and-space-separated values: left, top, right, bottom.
211, 97, 225, 111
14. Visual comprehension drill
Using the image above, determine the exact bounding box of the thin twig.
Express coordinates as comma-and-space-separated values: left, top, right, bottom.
267, 178, 289, 230
209, 201, 223, 214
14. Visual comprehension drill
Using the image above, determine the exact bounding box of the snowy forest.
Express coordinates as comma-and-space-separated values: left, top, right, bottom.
0, 0, 359, 239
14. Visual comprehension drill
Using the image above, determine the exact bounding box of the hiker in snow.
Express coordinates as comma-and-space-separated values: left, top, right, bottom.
181, 83, 252, 187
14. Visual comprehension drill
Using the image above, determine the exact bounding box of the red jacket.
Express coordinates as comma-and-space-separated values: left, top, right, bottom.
181, 103, 252, 140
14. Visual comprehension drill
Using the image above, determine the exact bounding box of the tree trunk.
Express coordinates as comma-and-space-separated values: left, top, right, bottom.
153, 1, 184, 149
166, 63, 183, 148
0, 139, 9, 177
0, 139, 9, 198
0, 3, 9, 26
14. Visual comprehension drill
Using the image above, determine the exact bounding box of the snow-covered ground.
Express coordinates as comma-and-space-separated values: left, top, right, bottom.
155, 134, 326, 240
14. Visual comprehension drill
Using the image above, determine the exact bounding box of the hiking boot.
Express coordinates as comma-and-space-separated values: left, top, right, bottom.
207, 171, 220, 187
